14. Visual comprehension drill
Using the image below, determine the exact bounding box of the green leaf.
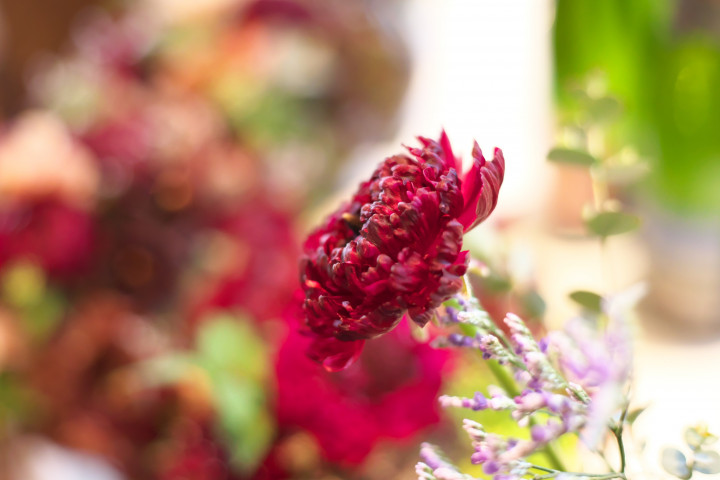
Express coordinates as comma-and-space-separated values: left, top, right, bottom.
196, 314, 268, 380
213, 373, 274, 473
547, 148, 598, 166
588, 96, 622, 123
694, 451, 720, 474
459, 322, 480, 338
569, 290, 603, 313
662, 447, 691, 479
625, 405, 648, 425
585, 211, 641, 237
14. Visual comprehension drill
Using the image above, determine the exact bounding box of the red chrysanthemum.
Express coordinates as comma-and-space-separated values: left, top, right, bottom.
300, 132, 505, 370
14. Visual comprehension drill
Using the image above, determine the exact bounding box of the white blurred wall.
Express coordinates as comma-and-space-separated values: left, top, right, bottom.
394, 0, 555, 220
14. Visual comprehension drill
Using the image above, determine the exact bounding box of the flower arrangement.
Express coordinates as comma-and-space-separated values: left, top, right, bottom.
0, 2, 712, 480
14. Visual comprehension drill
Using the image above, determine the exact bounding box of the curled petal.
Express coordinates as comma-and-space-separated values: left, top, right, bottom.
459, 144, 505, 232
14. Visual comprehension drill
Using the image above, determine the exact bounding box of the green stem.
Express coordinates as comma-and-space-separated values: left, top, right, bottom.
531, 464, 627, 480
615, 429, 626, 473
487, 359, 520, 397
613, 405, 628, 473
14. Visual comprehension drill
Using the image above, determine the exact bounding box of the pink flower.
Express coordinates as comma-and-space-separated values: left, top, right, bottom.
300, 132, 504, 370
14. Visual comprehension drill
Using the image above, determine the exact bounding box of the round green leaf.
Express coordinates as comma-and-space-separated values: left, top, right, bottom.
662, 447, 690, 479
588, 96, 622, 123
569, 290, 603, 313
694, 451, 720, 474
547, 147, 598, 166
586, 211, 641, 237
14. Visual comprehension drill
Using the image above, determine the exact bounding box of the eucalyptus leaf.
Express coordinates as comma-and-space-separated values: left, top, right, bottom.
625, 406, 648, 425
694, 451, 720, 474
586, 211, 641, 237
589, 96, 622, 123
662, 447, 690, 479
547, 148, 598, 166
569, 290, 603, 313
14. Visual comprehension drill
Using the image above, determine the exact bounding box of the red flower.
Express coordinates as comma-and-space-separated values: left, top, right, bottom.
0, 199, 95, 278
300, 132, 504, 370
275, 319, 452, 465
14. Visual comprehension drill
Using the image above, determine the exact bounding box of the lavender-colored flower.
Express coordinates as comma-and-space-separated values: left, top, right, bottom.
426, 288, 640, 479
544, 287, 640, 448
300, 132, 505, 370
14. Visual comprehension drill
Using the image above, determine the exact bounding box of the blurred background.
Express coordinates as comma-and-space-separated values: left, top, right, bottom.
0, 0, 718, 479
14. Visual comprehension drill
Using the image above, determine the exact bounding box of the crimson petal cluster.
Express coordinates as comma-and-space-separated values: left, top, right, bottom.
300, 132, 505, 370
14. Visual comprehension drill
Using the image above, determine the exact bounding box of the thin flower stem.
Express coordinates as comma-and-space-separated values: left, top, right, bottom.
613, 404, 629, 473
486, 359, 520, 397
532, 473, 625, 480
615, 428, 626, 473
530, 464, 627, 480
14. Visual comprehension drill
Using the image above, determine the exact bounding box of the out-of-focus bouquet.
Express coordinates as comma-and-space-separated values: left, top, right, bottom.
0, 1, 466, 479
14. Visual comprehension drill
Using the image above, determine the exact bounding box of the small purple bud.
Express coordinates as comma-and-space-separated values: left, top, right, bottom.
471, 450, 489, 464
483, 461, 501, 475
531, 425, 549, 442
472, 392, 488, 410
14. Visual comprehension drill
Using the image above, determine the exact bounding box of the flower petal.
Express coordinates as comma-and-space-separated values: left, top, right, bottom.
459, 144, 505, 232
307, 335, 366, 372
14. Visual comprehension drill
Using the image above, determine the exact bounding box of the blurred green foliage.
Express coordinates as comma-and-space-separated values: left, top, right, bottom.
1, 261, 65, 343
141, 314, 275, 474
554, 0, 720, 215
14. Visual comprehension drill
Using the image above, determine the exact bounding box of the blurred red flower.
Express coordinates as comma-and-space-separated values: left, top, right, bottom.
300, 132, 504, 370
275, 316, 452, 466
0, 200, 95, 278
